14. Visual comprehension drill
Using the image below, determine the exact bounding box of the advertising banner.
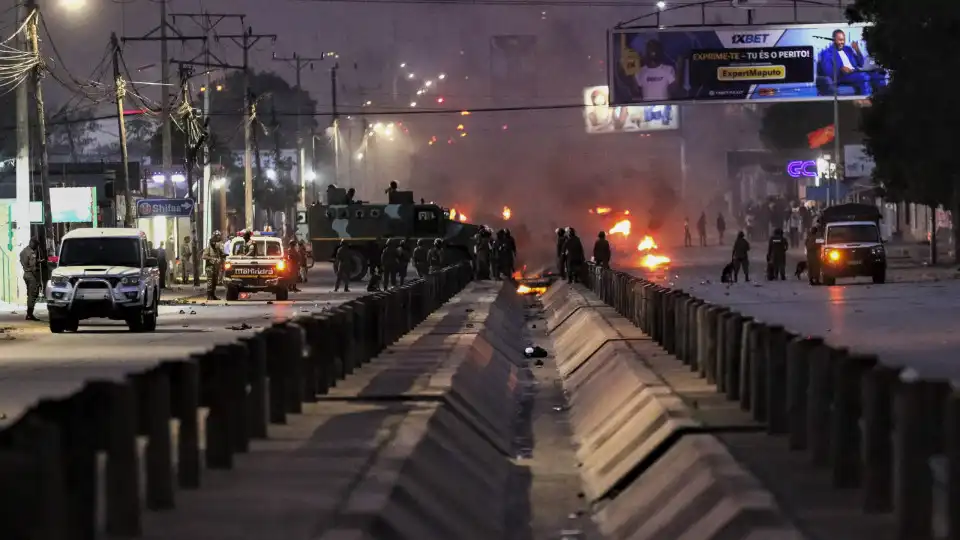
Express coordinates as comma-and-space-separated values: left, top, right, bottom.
583, 86, 679, 134
50, 187, 95, 223
609, 23, 889, 105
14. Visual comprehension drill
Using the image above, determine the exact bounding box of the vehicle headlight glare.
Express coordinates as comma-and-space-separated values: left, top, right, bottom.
50, 275, 68, 286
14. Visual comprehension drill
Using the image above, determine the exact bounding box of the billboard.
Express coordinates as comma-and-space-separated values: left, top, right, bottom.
583, 86, 679, 134
609, 23, 889, 105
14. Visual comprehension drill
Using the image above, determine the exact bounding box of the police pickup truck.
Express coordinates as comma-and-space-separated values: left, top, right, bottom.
816, 203, 887, 286
223, 231, 290, 301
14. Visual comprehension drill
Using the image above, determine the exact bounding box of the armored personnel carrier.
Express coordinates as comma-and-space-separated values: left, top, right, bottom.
308, 186, 480, 281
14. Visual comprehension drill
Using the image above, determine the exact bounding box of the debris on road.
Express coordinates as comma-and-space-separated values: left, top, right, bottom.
226, 323, 252, 331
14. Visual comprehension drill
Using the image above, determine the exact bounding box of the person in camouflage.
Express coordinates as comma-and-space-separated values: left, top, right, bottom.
397, 238, 411, 285
500, 229, 517, 278
474, 228, 492, 280
334, 240, 353, 292
427, 238, 443, 273
202, 233, 224, 300
381, 237, 399, 288
19, 237, 41, 321
413, 238, 430, 277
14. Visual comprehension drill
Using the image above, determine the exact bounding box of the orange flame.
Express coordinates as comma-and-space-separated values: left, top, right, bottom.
459, 213, 468, 222
450, 208, 458, 221
637, 235, 657, 252
623, 209, 631, 215
640, 254, 671, 270
608, 219, 631, 237
596, 206, 613, 215
517, 284, 547, 295
502, 206, 512, 220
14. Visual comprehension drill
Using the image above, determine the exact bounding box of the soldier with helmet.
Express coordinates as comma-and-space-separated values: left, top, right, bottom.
427, 238, 444, 273
556, 228, 568, 278
381, 237, 400, 288
203, 231, 225, 300
413, 238, 430, 278
564, 227, 586, 283
334, 239, 353, 292
474, 227, 493, 280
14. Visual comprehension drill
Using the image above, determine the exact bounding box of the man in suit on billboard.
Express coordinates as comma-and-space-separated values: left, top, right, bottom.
817, 29, 872, 95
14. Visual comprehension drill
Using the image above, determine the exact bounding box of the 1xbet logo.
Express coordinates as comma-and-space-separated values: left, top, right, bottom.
732, 34, 770, 44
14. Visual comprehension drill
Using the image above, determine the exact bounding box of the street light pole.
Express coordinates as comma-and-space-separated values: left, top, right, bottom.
832, 51, 841, 207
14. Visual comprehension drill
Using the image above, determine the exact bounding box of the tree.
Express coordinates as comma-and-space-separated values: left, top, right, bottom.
148, 69, 319, 225
847, 0, 960, 261
758, 101, 861, 152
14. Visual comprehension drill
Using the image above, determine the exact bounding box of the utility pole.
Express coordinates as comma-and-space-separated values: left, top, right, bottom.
121, 7, 206, 194
111, 33, 134, 227
250, 91, 265, 228
212, 27, 276, 230
331, 62, 340, 186
24, 1, 53, 256
169, 12, 244, 268
272, 52, 327, 208
176, 63, 204, 286
13, 1, 30, 304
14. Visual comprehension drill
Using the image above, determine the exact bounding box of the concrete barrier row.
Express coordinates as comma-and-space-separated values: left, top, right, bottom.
542, 281, 804, 540
318, 281, 527, 540
0, 264, 474, 540
584, 263, 958, 540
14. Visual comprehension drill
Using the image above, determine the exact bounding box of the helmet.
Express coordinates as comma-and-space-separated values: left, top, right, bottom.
433, 238, 442, 246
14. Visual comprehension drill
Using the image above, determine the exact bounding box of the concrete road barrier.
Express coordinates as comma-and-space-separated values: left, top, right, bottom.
315, 280, 529, 540
594, 435, 805, 540
0, 264, 474, 540
549, 271, 805, 538
584, 263, 958, 540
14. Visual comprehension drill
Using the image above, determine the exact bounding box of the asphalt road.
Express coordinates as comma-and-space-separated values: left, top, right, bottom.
0, 263, 365, 425
616, 244, 960, 379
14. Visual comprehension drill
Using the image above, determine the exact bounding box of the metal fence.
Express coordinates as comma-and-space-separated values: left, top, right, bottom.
0, 263, 473, 540
584, 262, 956, 540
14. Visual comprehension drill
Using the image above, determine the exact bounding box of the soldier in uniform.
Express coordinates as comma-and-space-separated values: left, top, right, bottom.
202, 233, 224, 300
556, 228, 567, 278
427, 239, 443, 273
397, 238, 411, 285
334, 239, 353, 292
475, 228, 492, 280
241, 231, 256, 256
381, 237, 399, 288
19, 237, 41, 321
413, 238, 430, 277
593, 231, 611, 267
502, 229, 517, 277
564, 227, 585, 283
180, 235, 193, 284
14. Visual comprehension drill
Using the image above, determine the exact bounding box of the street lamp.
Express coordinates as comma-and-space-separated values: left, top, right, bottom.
656, 1, 666, 9
814, 34, 843, 206
60, 0, 85, 10
438, 73, 446, 80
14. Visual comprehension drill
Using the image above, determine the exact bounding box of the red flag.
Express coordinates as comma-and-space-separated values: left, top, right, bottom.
807, 124, 835, 149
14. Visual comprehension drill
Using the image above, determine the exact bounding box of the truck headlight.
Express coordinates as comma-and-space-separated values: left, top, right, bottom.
120, 275, 141, 286
871, 246, 885, 255
50, 275, 69, 287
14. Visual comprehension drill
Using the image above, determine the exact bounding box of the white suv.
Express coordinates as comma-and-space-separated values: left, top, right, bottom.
45, 228, 161, 333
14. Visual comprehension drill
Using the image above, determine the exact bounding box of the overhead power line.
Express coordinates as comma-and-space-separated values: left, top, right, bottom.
292, 0, 823, 6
